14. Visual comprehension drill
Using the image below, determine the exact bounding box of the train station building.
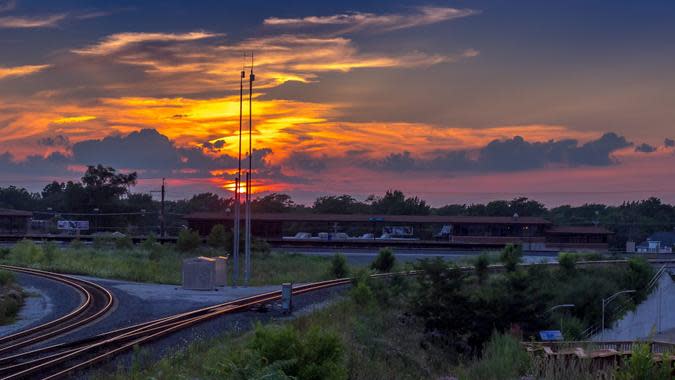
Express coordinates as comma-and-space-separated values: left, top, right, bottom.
184, 212, 612, 251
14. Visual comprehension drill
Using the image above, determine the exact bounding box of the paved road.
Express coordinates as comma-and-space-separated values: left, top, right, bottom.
275, 247, 556, 266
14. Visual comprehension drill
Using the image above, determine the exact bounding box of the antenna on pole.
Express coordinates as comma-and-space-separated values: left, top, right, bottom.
244, 52, 255, 286
232, 53, 246, 288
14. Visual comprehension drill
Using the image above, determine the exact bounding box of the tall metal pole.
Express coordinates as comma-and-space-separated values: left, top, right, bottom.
245, 54, 255, 286
160, 178, 165, 237
232, 67, 245, 288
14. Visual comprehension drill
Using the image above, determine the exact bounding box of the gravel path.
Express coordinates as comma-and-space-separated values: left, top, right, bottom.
0, 272, 82, 338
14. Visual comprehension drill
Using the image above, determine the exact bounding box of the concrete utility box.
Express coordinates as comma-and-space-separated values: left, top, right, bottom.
182, 257, 216, 290
214, 256, 228, 287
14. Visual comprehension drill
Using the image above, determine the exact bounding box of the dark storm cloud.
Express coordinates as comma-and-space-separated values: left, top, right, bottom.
0, 129, 303, 183
37, 135, 70, 147
285, 151, 327, 172
634, 143, 656, 153
368, 132, 632, 173
0, 151, 73, 176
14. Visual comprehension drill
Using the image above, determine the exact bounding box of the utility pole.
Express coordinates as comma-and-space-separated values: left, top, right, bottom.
244, 53, 255, 286
160, 178, 166, 237
232, 65, 245, 288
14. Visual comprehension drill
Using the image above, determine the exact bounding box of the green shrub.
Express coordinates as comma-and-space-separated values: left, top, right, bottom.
328, 254, 349, 279
9, 240, 45, 265
558, 253, 576, 274
458, 332, 530, 380
615, 341, 672, 380
114, 235, 134, 250
141, 233, 158, 251
499, 244, 522, 272
0, 270, 14, 286
69, 238, 84, 250
43, 241, 57, 265
370, 247, 395, 273
177, 229, 201, 253
561, 315, 585, 341
92, 236, 109, 250
350, 279, 375, 309
474, 254, 490, 283
207, 224, 228, 249
0, 248, 8, 259
253, 238, 272, 259
245, 324, 346, 380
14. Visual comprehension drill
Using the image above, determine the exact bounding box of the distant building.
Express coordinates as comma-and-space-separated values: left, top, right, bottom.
636, 231, 675, 254
0, 208, 32, 235
184, 212, 612, 251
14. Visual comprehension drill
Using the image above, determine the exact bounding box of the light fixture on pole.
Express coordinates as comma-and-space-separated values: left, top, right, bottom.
601, 289, 635, 340
547, 304, 575, 339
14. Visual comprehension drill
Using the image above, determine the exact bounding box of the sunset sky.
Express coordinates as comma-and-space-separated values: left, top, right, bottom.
1, 0, 674, 206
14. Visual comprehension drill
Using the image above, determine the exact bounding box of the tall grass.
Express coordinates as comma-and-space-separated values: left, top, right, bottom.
0, 240, 344, 285
455, 332, 531, 380
0, 270, 23, 325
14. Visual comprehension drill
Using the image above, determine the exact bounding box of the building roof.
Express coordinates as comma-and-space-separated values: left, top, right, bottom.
184, 212, 552, 225
646, 231, 675, 246
546, 226, 613, 235
0, 208, 32, 217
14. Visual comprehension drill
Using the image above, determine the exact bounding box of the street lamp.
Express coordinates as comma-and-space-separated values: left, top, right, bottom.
601, 290, 635, 340
547, 304, 575, 339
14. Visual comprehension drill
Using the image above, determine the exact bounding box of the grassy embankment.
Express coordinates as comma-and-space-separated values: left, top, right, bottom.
98, 248, 666, 380
0, 239, 361, 286
0, 270, 24, 325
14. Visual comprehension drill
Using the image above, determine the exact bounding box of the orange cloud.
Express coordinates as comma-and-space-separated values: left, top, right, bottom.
0, 14, 65, 28
72, 31, 221, 55
0, 64, 50, 80
52, 115, 97, 124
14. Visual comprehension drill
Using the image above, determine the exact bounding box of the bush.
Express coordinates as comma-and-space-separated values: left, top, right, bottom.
458, 332, 531, 380
43, 241, 57, 265
328, 254, 349, 279
141, 233, 158, 251
558, 253, 576, 274
350, 279, 375, 309
0, 270, 14, 286
499, 244, 522, 272
177, 229, 201, 253
0, 248, 8, 260
474, 254, 490, 283
615, 341, 672, 380
245, 324, 346, 380
207, 224, 228, 249
114, 235, 134, 250
371, 247, 395, 273
69, 238, 84, 250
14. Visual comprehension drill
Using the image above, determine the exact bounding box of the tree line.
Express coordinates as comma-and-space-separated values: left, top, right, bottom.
1, 166, 673, 245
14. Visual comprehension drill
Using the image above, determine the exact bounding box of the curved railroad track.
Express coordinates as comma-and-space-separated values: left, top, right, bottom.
1, 258, 673, 379
0, 277, 351, 379
0, 265, 115, 358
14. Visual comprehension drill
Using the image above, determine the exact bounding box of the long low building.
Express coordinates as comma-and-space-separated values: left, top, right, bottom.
184, 212, 613, 251
0, 208, 32, 235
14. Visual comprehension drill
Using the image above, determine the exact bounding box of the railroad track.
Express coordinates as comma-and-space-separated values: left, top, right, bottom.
0, 277, 352, 379
0, 265, 115, 358
1, 258, 672, 379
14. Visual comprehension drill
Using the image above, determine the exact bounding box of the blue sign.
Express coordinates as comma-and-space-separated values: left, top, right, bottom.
539, 330, 563, 341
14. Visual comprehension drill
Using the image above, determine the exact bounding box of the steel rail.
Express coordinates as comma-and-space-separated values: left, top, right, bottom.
0, 266, 115, 356
0, 278, 351, 379
2, 258, 673, 379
